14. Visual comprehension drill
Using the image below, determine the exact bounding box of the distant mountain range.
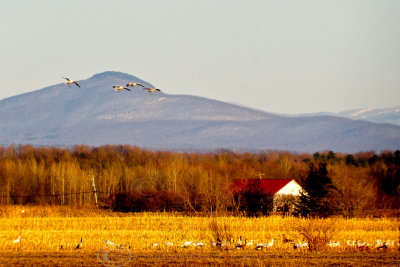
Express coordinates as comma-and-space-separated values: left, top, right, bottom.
297, 106, 400, 126
0, 71, 399, 153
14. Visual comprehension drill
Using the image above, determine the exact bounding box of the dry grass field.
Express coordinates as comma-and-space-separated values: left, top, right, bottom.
0, 206, 399, 266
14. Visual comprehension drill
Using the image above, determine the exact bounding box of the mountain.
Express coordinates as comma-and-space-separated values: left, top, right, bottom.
1, 71, 399, 153
338, 106, 400, 125
297, 106, 400, 126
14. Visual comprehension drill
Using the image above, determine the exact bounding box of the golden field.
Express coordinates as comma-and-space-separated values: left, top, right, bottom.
0, 206, 399, 266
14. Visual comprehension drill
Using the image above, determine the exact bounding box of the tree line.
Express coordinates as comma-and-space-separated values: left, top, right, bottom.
0, 144, 398, 217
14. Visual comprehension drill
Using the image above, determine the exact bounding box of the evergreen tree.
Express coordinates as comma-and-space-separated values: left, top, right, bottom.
295, 161, 334, 217
295, 189, 312, 217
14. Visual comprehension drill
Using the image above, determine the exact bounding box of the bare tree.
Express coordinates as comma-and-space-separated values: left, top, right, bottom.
297, 219, 336, 251
329, 164, 376, 218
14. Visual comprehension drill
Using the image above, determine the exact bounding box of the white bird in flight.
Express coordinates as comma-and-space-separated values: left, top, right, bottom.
113, 85, 131, 92
144, 88, 161, 94
126, 82, 144, 88
62, 77, 80, 88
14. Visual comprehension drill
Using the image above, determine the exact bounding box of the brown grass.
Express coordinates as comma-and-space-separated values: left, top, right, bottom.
0, 206, 399, 265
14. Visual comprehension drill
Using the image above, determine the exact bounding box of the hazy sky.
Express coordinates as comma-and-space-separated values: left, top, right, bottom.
1, 0, 399, 114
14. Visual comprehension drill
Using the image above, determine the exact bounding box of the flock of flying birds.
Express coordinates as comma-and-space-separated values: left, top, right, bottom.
62, 77, 162, 95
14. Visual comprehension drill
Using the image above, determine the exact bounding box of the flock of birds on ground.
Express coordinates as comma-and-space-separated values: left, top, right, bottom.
141, 236, 398, 251
10, 234, 399, 252
9, 211, 399, 252
62, 77, 162, 95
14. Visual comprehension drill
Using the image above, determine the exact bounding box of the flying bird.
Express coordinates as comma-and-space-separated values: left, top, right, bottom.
144, 88, 161, 94
126, 82, 144, 88
113, 85, 131, 92
62, 77, 80, 87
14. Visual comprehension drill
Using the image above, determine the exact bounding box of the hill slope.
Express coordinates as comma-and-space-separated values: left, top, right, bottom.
338, 106, 400, 125
297, 106, 400, 126
1, 71, 399, 153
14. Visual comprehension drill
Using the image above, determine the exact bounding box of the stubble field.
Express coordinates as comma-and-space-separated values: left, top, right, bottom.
0, 206, 399, 266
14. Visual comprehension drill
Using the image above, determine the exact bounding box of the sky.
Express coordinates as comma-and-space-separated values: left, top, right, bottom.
1, 0, 399, 114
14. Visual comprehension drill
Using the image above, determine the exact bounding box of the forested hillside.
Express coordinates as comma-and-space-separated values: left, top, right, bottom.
0, 145, 399, 217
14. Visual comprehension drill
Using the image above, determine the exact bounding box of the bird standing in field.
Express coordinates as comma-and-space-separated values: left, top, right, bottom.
328, 240, 340, 247
255, 242, 264, 250
126, 82, 144, 88
181, 241, 192, 248
236, 236, 247, 250
12, 235, 21, 244
113, 85, 131, 92
374, 238, 383, 247
62, 77, 80, 88
265, 239, 274, 248
105, 240, 116, 247
347, 240, 355, 247
144, 88, 161, 94
75, 237, 83, 249
293, 240, 307, 249
282, 234, 293, 243
165, 241, 174, 247
193, 242, 205, 248
377, 243, 388, 250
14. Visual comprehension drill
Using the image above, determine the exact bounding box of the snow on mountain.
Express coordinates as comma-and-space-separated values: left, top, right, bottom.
296, 106, 400, 126
338, 106, 400, 125
0, 71, 399, 153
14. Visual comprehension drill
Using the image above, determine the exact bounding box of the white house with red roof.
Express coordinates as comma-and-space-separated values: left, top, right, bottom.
231, 178, 304, 212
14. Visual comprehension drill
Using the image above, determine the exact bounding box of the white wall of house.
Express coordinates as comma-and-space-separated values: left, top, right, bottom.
275, 180, 302, 196
273, 180, 303, 212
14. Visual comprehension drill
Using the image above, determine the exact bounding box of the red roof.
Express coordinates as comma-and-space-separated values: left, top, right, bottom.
230, 178, 293, 195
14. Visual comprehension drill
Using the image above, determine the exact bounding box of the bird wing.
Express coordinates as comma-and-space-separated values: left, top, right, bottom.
123, 87, 131, 91
63, 77, 71, 81
73, 81, 80, 87
137, 83, 144, 87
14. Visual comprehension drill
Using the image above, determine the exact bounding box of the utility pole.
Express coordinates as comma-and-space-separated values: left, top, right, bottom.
92, 176, 98, 208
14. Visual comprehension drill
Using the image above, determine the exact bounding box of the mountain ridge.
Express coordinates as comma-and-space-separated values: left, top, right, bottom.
296, 106, 400, 126
0, 71, 399, 153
